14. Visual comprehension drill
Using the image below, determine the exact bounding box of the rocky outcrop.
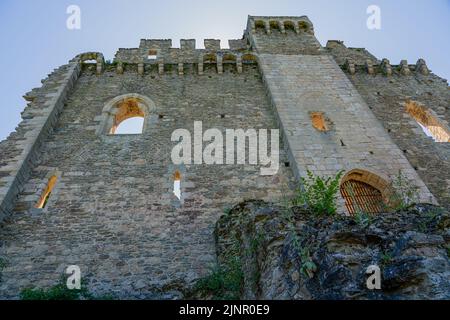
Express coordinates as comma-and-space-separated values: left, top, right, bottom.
213, 200, 450, 300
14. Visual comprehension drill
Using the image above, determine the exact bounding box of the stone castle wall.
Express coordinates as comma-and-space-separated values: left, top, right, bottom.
246, 16, 438, 209
256, 53, 434, 204
0, 15, 448, 298
327, 41, 450, 208
0, 61, 293, 298
0, 59, 82, 221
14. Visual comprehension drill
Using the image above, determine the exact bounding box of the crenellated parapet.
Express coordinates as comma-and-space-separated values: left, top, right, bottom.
113, 38, 257, 75
116, 38, 251, 63
247, 15, 315, 35
339, 58, 434, 77
326, 40, 436, 79
326, 40, 379, 65
245, 16, 323, 55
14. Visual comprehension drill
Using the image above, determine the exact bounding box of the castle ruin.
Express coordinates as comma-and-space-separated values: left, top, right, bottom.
0, 16, 448, 298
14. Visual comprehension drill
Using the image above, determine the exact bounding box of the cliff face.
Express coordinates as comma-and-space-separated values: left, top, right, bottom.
213, 201, 450, 300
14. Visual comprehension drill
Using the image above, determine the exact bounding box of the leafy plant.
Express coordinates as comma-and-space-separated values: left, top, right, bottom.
354, 211, 373, 227
194, 256, 244, 300
299, 247, 317, 279
381, 251, 393, 265
343, 183, 374, 225
293, 170, 344, 216
194, 214, 244, 300
21, 281, 87, 300
281, 193, 318, 280
20, 277, 113, 300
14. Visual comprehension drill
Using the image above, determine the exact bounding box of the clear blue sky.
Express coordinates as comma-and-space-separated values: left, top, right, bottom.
0, 0, 449, 141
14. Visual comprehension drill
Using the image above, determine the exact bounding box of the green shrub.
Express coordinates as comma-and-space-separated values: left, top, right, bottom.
21, 282, 88, 300
293, 170, 344, 216
354, 211, 373, 227
299, 247, 317, 279
194, 256, 244, 300
20, 278, 113, 300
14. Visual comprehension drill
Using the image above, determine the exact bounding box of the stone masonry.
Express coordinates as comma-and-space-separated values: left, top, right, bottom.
0, 15, 448, 299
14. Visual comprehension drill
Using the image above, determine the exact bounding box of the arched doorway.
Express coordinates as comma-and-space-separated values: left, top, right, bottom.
340, 169, 389, 215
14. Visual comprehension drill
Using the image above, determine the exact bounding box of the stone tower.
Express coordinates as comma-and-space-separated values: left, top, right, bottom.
0, 16, 448, 298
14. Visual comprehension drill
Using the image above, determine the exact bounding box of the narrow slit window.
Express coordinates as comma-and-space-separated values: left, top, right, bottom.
173, 171, 181, 200
36, 176, 57, 209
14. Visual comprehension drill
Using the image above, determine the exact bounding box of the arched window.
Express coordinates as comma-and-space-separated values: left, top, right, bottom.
98, 94, 156, 135
406, 101, 450, 142
113, 117, 145, 135
36, 175, 58, 209
340, 169, 389, 215
109, 98, 145, 134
